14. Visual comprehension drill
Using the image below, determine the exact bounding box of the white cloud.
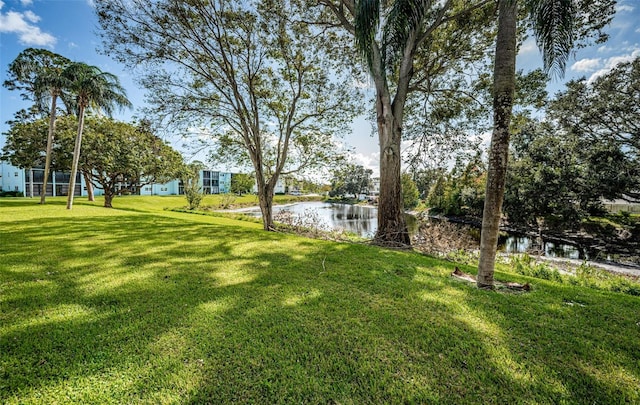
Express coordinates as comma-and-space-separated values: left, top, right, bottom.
518, 39, 537, 56
588, 49, 640, 83
570, 58, 602, 72
0, 1, 4, 9
23, 10, 38, 22
350, 152, 380, 177
598, 45, 613, 53
616, 5, 634, 13
0, 9, 56, 47
86, 0, 95, 8
20, 0, 32, 5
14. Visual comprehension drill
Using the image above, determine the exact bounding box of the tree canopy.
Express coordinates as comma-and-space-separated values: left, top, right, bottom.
2, 115, 182, 208
549, 57, 640, 201
319, 0, 496, 246
231, 173, 254, 196
63, 62, 132, 209
330, 163, 373, 199
78, 117, 183, 207
96, 0, 361, 230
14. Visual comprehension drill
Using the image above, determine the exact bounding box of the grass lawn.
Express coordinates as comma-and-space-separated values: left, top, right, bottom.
1, 196, 639, 404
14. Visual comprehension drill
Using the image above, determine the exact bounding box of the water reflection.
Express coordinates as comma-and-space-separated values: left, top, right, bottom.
242, 201, 411, 238
499, 234, 588, 260
243, 202, 590, 260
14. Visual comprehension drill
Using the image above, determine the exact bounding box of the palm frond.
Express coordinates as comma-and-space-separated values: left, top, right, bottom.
526, 0, 576, 78
64, 63, 132, 116
383, 0, 432, 70
355, 0, 382, 68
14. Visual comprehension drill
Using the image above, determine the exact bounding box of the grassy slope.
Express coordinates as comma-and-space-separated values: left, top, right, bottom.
1, 196, 639, 404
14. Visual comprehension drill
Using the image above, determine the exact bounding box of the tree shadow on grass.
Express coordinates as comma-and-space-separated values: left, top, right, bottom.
1, 213, 639, 403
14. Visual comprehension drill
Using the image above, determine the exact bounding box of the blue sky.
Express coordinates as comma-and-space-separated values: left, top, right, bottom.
1, 0, 639, 175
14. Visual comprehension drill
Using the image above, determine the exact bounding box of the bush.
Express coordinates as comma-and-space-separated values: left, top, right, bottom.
412, 218, 479, 261
184, 184, 204, 210
217, 194, 237, 209
572, 263, 640, 296
511, 254, 563, 283
0, 190, 24, 197
510, 254, 640, 296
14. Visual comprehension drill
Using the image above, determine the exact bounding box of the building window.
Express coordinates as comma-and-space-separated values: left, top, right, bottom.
15, 172, 18, 177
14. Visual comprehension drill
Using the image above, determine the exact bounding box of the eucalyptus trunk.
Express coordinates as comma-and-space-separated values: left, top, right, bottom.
256, 178, 275, 231
375, 93, 410, 246
40, 94, 58, 204
477, 0, 517, 289
66, 106, 86, 210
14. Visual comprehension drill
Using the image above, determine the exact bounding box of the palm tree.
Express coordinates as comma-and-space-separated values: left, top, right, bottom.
4, 48, 72, 204
328, 0, 493, 246
64, 63, 132, 210
477, 0, 614, 288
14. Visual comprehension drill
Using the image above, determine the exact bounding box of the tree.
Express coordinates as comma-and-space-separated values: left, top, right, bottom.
330, 163, 372, 198
503, 120, 608, 232
319, 0, 495, 246
1, 115, 75, 180
2, 115, 181, 207
96, 0, 360, 231
64, 62, 131, 210
401, 173, 419, 210
550, 57, 640, 201
75, 117, 183, 208
476, 0, 615, 289
3, 48, 72, 203
180, 162, 206, 210
425, 154, 486, 217
231, 173, 254, 196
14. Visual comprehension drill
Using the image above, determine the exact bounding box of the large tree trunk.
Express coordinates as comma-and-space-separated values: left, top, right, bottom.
40, 94, 58, 204
477, 0, 517, 289
67, 107, 86, 210
374, 93, 410, 246
257, 178, 275, 231
83, 171, 95, 201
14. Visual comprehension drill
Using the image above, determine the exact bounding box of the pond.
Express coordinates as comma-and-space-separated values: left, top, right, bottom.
240, 201, 383, 237
499, 233, 589, 260
241, 201, 595, 260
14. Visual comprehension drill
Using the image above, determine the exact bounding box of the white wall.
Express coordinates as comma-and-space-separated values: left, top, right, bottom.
0, 162, 25, 194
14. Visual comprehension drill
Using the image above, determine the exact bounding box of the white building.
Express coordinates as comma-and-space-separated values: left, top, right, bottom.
0, 161, 25, 194
0, 162, 238, 197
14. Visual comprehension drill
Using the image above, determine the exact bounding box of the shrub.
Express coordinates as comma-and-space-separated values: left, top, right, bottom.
217, 194, 237, 209
184, 184, 204, 210
0, 191, 24, 197
412, 218, 479, 261
510, 254, 563, 283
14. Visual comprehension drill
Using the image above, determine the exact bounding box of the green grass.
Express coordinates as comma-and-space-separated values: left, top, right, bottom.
1, 197, 640, 404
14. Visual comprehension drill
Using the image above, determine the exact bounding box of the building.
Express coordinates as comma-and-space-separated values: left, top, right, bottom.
370, 177, 380, 195
0, 162, 237, 197
252, 177, 286, 194
0, 161, 25, 194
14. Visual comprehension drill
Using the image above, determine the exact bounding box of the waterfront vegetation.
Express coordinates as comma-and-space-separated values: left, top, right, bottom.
1, 196, 639, 403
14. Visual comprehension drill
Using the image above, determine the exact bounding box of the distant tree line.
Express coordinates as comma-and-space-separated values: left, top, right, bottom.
424, 57, 640, 235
